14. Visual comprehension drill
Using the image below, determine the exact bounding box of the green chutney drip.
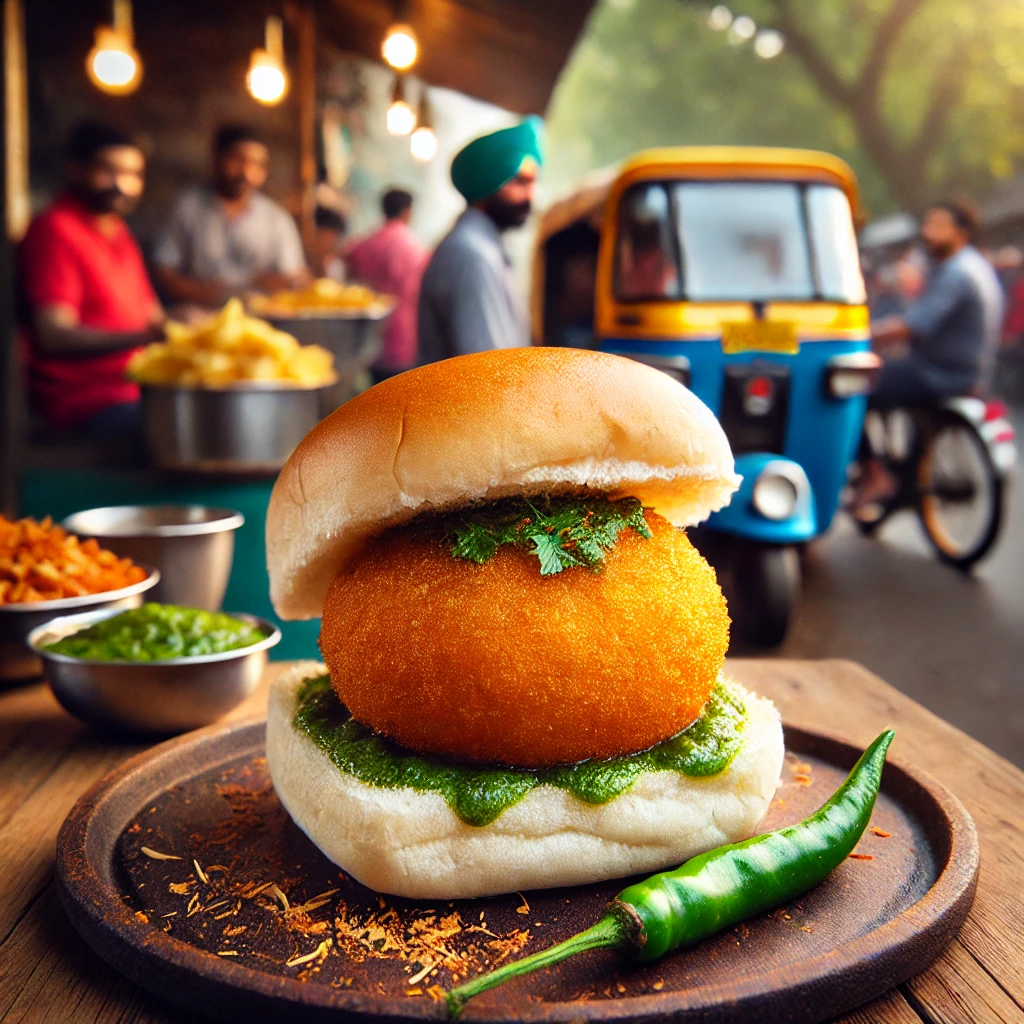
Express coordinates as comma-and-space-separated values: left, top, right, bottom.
293, 676, 747, 828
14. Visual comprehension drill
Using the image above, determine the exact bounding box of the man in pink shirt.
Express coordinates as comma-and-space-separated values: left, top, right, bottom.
346, 189, 428, 384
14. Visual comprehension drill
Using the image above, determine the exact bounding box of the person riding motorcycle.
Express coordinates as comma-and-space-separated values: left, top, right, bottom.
852, 198, 1004, 514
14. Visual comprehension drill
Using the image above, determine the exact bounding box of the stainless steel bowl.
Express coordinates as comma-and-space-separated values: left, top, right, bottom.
0, 569, 159, 682
62, 506, 243, 611
28, 607, 281, 734
141, 382, 333, 474
264, 308, 390, 412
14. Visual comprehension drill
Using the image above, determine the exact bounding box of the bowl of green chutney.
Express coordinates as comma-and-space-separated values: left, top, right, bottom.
28, 603, 281, 734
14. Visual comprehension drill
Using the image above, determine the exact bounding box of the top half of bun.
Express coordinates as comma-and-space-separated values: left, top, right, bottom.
266, 347, 740, 619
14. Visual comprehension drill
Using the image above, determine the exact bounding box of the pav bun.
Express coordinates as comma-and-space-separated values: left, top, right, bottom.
266, 347, 741, 619
266, 663, 785, 900
320, 512, 730, 767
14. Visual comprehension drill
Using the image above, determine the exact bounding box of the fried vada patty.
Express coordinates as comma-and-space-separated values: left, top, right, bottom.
319, 510, 730, 767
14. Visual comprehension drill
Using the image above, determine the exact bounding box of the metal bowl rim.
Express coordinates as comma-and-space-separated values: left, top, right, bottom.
139, 377, 337, 393
62, 505, 245, 539
28, 607, 282, 666
260, 303, 395, 323
0, 567, 160, 615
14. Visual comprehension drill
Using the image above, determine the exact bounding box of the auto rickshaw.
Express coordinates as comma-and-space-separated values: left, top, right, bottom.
534, 147, 879, 645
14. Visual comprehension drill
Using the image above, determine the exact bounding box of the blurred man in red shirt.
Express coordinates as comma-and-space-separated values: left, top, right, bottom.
20, 122, 163, 439
345, 189, 427, 384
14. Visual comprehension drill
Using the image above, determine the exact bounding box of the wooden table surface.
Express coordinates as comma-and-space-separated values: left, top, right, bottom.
0, 658, 1022, 1024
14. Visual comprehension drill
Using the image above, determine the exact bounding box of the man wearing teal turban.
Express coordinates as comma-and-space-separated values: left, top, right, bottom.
418, 116, 544, 364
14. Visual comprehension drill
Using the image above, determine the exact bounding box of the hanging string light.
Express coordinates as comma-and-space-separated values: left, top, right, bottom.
410, 88, 437, 161
707, 5, 732, 31
382, 22, 418, 70
387, 75, 416, 136
754, 29, 785, 59
86, 0, 143, 96
708, 5, 785, 58
382, 0, 418, 70
247, 15, 289, 105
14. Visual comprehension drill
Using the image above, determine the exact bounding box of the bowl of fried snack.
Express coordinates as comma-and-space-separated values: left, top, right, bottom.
248, 279, 395, 321
128, 299, 338, 473
249, 280, 395, 406
0, 515, 158, 681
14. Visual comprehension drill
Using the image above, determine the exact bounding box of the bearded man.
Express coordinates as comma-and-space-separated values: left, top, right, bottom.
418, 117, 544, 363
19, 121, 163, 438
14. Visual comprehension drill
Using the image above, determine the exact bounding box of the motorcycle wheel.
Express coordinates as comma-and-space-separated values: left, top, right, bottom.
917, 416, 1005, 571
726, 541, 800, 648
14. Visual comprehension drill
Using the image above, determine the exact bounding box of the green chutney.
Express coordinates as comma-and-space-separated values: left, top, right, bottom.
45, 603, 269, 661
293, 675, 748, 827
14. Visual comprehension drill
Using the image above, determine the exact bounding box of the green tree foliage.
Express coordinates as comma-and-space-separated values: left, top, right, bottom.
545, 0, 1024, 214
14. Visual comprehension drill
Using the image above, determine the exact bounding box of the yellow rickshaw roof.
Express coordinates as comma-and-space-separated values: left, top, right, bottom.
615, 146, 860, 214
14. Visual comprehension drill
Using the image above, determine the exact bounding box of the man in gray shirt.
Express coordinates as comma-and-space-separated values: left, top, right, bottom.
153, 124, 308, 309
853, 198, 1004, 511
418, 117, 544, 364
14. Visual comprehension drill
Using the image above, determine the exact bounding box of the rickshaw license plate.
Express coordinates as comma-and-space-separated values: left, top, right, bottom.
721, 321, 800, 355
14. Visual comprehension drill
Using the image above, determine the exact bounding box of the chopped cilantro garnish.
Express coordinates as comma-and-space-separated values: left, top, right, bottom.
445, 495, 652, 575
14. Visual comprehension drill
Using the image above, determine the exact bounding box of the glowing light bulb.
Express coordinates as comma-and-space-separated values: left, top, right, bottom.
411, 125, 437, 161
754, 29, 785, 58
248, 61, 287, 104
728, 14, 757, 42
382, 23, 418, 70
387, 100, 416, 136
247, 16, 288, 106
85, 2, 142, 96
708, 5, 732, 31
91, 48, 137, 88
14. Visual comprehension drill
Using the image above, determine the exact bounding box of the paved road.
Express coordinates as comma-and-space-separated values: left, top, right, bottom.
764, 408, 1024, 768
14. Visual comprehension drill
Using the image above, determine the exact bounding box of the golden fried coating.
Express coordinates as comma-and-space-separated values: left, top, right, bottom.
319, 511, 729, 768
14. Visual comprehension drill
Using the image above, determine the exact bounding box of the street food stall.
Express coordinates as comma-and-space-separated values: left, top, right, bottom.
1, 5, 1022, 1024
0, 0, 598, 660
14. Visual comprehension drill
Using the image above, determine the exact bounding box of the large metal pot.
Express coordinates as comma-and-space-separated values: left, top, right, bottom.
141, 383, 330, 473
265, 306, 392, 411
62, 506, 243, 611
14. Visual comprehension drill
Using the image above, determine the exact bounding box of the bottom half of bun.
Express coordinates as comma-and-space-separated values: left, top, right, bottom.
265, 663, 785, 900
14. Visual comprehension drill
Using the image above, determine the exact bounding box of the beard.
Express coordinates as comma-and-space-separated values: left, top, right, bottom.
481, 194, 532, 231
216, 175, 250, 201
924, 238, 956, 261
77, 187, 137, 217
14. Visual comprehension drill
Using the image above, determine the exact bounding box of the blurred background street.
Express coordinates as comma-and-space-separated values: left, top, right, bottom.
767, 406, 1024, 768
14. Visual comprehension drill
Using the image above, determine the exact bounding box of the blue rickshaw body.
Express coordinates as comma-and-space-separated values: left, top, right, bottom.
599, 336, 871, 541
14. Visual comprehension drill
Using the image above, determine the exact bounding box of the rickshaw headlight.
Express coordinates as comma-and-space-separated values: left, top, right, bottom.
752, 472, 799, 521
825, 353, 882, 398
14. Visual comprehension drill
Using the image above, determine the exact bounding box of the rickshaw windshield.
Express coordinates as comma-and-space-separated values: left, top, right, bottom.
615, 180, 864, 304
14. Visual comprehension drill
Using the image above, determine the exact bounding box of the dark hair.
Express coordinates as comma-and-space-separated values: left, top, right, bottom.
214, 124, 265, 157
382, 188, 413, 220
66, 121, 138, 163
314, 205, 346, 233
929, 197, 980, 242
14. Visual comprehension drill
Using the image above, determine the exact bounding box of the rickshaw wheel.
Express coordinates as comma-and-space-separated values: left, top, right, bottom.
725, 540, 800, 648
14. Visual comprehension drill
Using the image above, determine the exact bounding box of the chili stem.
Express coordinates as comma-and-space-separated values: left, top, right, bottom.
446, 913, 625, 1016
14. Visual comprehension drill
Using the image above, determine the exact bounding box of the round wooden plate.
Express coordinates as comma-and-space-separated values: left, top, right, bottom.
56, 718, 978, 1024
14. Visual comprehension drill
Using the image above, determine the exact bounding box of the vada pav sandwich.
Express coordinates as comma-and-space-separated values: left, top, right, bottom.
265, 347, 784, 900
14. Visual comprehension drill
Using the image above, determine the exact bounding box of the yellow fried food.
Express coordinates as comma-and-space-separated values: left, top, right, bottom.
248, 278, 387, 316
128, 299, 336, 387
319, 512, 729, 768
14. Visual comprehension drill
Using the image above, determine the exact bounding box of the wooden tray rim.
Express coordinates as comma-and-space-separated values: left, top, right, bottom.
56, 716, 980, 1023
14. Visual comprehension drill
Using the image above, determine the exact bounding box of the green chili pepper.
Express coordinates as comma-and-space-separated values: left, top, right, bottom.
447, 729, 894, 1016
